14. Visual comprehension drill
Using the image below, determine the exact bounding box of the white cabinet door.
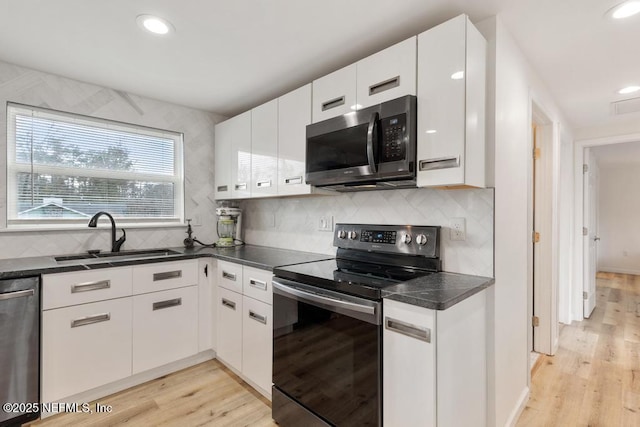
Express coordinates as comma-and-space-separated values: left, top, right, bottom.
217, 287, 243, 372
383, 299, 436, 427
214, 118, 233, 199
278, 84, 312, 196
356, 37, 417, 109
417, 14, 486, 188
217, 260, 243, 293
231, 111, 252, 198
251, 99, 279, 196
42, 297, 132, 402
242, 296, 272, 395
312, 64, 357, 123
132, 286, 198, 374
198, 259, 213, 352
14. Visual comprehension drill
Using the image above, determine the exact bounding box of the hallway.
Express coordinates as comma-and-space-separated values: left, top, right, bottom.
517, 272, 640, 426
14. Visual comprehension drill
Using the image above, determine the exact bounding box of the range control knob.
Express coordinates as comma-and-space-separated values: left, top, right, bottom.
347, 231, 358, 240
337, 230, 347, 239
416, 234, 428, 246
402, 234, 412, 244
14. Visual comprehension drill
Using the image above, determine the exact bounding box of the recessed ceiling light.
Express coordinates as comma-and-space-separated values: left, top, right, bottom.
608, 1, 640, 19
618, 85, 640, 94
136, 14, 174, 35
450, 71, 464, 80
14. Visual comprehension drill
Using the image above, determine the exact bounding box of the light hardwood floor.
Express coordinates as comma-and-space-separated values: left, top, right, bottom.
29, 360, 277, 427
517, 272, 640, 426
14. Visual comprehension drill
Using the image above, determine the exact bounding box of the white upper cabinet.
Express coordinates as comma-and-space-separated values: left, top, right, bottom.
214, 119, 233, 199
312, 64, 357, 123
356, 36, 417, 109
231, 111, 252, 199
417, 14, 486, 188
251, 99, 278, 197
278, 84, 312, 196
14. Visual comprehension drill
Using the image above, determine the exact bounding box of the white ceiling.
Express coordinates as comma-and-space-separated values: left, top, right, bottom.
0, 0, 638, 130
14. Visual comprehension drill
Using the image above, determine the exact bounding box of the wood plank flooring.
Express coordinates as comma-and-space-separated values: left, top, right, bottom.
28, 360, 277, 427
517, 272, 640, 427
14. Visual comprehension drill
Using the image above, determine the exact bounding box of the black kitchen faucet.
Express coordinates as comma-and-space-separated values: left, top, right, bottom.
88, 211, 126, 252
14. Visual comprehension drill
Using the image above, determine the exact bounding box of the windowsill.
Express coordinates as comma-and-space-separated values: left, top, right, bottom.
0, 222, 190, 233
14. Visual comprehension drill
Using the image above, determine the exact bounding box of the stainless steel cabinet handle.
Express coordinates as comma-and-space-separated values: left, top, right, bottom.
285, 176, 302, 185
71, 313, 110, 328
153, 270, 182, 281
249, 278, 267, 291
217, 185, 228, 192
249, 310, 267, 324
222, 271, 237, 281
0, 289, 35, 301
419, 156, 460, 171
153, 298, 182, 311
256, 180, 272, 188
221, 298, 236, 310
321, 96, 345, 111
369, 75, 400, 95
385, 317, 431, 343
235, 183, 247, 190
71, 280, 110, 294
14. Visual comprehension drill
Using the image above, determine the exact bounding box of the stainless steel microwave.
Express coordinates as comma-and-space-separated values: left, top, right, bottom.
305, 95, 417, 191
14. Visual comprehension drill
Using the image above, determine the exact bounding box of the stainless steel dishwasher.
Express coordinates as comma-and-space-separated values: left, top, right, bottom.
0, 277, 40, 426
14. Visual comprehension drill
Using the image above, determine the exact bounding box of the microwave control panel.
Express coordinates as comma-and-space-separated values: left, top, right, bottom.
380, 114, 407, 162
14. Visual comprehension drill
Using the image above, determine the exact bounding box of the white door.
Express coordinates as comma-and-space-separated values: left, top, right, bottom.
583, 148, 598, 317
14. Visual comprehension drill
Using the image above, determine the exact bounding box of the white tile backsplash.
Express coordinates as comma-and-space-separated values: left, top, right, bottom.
240, 188, 494, 277
0, 60, 224, 259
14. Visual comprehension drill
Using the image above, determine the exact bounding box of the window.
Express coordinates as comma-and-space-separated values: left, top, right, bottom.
6, 103, 184, 227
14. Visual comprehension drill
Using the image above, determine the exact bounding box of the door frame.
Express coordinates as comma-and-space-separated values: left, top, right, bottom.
572, 131, 640, 321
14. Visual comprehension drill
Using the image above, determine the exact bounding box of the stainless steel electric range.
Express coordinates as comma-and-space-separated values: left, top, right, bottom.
271, 223, 441, 427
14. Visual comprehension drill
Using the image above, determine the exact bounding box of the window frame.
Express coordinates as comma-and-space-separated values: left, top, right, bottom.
6, 102, 185, 229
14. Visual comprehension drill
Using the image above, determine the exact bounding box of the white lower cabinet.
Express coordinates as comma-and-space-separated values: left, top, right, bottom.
217, 287, 243, 372
132, 286, 198, 374
42, 297, 132, 403
242, 295, 272, 393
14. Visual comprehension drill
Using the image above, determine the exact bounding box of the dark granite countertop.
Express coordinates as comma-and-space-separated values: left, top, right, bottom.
381, 272, 494, 310
0, 244, 334, 279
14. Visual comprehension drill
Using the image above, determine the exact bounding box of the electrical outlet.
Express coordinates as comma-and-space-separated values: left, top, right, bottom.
450, 217, 466, 241
192, 215, 202, 227
318, 215, 334, 232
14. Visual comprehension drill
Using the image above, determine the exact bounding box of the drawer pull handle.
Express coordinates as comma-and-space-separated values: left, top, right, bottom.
369, 76, 400, 96
153, 298, 182, 311
285, 176, 302, 185
217, 185, 228, 192
222, 271, 237, 281
153, 270, 182, 281
221, 298, 236, 310
0, 289, 34, 301
249, 278, 267, 291
71, 313, 110, 328
385, 317, 431, 343
235, 183, 247, 190
71, 280, 111, 294
321, 96, 345, 111
419, 156, 460, 171
249, 310, 267, 324
257, 180, 272, 188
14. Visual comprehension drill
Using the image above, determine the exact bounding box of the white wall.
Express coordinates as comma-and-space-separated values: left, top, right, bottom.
477, 16, 573, 427
597, 164, 640, 274
240, 187, 494, 277
0, 60, 224, 259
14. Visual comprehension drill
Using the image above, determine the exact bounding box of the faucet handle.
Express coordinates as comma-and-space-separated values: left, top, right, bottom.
114, 228, 127, 252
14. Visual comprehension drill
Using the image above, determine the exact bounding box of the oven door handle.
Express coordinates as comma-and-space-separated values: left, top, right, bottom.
272, 280, 375, 316
366, 111, 379, 174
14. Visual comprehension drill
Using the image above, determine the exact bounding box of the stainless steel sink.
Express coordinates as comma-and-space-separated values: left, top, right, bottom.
55, 249, 181, 264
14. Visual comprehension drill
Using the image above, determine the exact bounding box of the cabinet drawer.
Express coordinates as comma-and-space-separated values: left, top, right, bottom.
217, 287, 243, 372
42, 267, 132, 310
242, 266, 273, 305
132, 286, 198, 374
42, 297, 132, 402
132, 260, 198, 294
242, 296, 272, 395
218, 260, 243, 292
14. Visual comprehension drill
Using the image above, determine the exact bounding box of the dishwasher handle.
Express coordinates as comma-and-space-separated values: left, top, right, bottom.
0, 289, 35, 301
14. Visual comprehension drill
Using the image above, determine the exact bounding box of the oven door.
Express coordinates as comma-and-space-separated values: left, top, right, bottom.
272, 278, 382, 427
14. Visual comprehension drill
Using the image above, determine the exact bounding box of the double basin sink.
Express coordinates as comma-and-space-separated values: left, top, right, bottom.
54, 249, 181, 265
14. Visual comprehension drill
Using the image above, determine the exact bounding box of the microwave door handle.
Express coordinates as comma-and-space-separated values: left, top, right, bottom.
366, 112, 379, 174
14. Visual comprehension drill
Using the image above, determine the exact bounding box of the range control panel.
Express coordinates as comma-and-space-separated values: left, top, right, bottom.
334, 223, 440, 257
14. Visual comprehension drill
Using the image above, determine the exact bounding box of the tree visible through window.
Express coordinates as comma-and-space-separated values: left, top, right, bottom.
6, 104, 184, 226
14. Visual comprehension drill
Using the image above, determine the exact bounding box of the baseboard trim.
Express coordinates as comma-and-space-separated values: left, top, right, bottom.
600, 267, 640, 276
505, 386, 530, 427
